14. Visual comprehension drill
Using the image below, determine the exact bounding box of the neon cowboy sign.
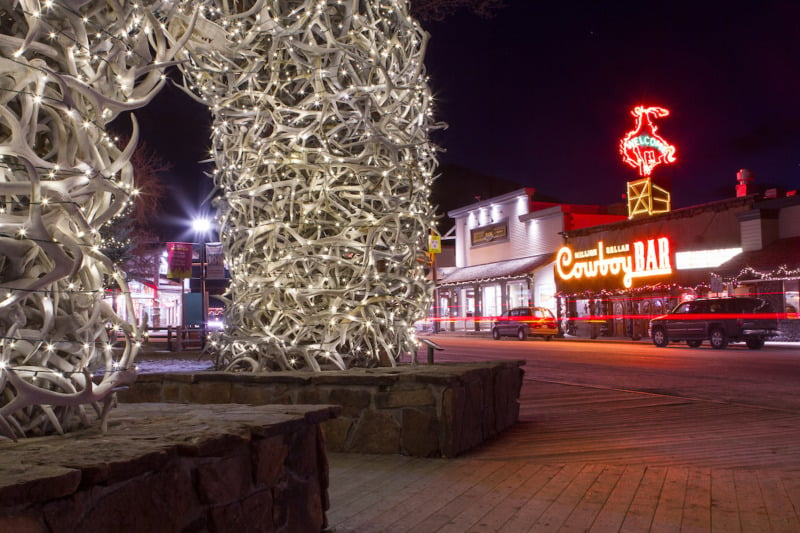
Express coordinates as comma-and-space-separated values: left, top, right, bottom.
619, 106, 676, 178
556, 237, 672, 289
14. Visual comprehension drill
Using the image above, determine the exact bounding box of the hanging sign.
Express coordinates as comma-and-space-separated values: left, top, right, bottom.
556, 237, 672, 289
205, 242, 226, 279
428, 234, 442, 254
166, 242, 193, 279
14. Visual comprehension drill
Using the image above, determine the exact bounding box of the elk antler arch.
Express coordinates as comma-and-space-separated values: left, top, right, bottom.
0, 0, 438, 438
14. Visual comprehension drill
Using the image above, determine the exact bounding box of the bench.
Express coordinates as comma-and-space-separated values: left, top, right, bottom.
144, 326, 205, 351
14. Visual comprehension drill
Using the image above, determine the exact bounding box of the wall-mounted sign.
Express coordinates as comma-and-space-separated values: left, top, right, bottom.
556, 237, 672, 289
675, 247, 742, 270
470, 221, 508, 247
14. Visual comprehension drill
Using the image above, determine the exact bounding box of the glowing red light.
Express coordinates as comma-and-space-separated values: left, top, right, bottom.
619, 106, 677, 177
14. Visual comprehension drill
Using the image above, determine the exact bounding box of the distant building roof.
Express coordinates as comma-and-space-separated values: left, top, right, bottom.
447, 188, 534, 218
437, 253, 554, 286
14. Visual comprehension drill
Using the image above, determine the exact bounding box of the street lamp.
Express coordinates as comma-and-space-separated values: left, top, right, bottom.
192, 217, 212, 339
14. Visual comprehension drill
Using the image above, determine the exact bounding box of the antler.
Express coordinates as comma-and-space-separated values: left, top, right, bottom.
0, 366, 137, 441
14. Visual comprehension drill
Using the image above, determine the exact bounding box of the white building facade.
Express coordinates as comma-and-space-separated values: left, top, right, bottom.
435, 188, 623, 332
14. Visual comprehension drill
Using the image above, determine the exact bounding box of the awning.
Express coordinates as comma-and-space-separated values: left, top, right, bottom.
714, 236, 800, 280
437, 253, 555, 286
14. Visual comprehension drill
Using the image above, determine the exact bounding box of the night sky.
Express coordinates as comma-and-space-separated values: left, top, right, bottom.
130, 0, 800, 240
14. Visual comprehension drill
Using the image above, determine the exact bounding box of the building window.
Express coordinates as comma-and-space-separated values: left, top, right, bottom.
460, 288, 475, 317
482, 285, 502, 317
536, 282, 556, 314
507, 281, 530, 308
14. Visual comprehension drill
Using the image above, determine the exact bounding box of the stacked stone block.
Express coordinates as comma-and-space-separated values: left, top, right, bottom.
120, 362, 525, 458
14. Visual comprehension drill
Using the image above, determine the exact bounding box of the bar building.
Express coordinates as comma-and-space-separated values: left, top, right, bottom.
433, 178, 800, 341
556, 184, 800, 340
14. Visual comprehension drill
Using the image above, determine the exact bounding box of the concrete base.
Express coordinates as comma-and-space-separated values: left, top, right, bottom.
0, 403, 338, 533
120, 361, 525, 458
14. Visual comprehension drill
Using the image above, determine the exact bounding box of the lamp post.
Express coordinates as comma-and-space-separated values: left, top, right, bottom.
192, 217, 212, 339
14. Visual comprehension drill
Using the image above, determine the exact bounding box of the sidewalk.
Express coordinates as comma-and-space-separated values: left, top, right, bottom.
327, 374, 800, 532
133, 336, 800, 530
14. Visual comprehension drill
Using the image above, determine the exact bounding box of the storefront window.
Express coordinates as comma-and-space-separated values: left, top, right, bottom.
507, 281, 529, 308
575, 299, 593, 318
482, 285, 502, 317
461, 288, 475, 317
786, 290, 799, 318
537, 283, 556, 314
439, 294, 450, 318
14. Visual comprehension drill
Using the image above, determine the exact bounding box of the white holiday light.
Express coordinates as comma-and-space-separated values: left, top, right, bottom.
0, 1, 183, 439
167, 0, 440, 370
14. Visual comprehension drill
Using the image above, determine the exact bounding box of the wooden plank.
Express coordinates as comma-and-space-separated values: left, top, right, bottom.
366, 458, 505, 532
327, 455, 449, 527
757, 471, 800, 533
470, 463, 563, 532
734, 470, 770, 532
619, 466, 666, 532
530, 463, 604, 532
328, 453, 410, 500
416, 460, 533, 532
497, 463, 583, 533
650, 466, 688, 533
558, 464, 626, 532
710, 469, 741, 533
588, 465, 646, 533
680, 467, 711, 532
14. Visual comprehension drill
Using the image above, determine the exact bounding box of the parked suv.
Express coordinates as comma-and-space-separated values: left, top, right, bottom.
648, 297, 778, 350
492, 307, 558, 341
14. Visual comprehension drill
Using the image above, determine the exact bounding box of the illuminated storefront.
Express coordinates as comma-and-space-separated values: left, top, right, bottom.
106, 278, 184, 328
434, 189, 626, 332
557, 194, 800, 340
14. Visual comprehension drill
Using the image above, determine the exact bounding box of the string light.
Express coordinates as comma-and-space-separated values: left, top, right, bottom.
0, 1, 180, 439
723, 265, 800, 283
168, 0, 441, 371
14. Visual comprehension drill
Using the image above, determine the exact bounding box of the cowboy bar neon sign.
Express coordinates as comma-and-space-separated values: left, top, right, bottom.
556, 237, 672, 288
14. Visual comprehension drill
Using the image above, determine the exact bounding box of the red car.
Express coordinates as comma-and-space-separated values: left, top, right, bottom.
492, 307, 558, 341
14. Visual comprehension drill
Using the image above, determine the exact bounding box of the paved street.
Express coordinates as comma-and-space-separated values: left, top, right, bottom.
327, 336, 800, 532
429, 335, 800, 412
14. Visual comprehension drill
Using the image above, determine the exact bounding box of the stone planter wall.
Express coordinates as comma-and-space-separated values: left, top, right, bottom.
120, 361, 525, 458
0, 403, 338, 533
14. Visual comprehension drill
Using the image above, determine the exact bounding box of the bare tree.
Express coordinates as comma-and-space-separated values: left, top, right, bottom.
99, 138, 171, 268
126, 139, 170, 231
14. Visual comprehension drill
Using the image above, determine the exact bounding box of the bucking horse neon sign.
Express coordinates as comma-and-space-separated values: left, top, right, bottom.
619, 106, 676, 178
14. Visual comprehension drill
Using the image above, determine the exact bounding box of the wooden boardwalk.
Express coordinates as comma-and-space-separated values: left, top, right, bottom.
327, 380, 800, 532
